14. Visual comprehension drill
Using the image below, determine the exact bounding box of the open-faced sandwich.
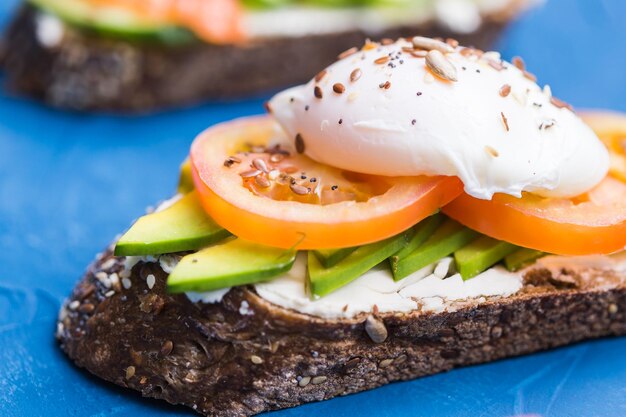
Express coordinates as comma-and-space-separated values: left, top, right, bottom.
56, 37, 626, 416
1, 0, 538, 111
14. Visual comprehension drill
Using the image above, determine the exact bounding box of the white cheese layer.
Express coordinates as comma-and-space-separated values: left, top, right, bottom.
188, 253, 523, 319
244, 0, 538, 38
269, 38, 609, 199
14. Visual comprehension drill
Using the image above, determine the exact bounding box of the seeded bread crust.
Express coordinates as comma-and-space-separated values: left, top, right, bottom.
57, 247, 626, 417
1, 5, 513, 112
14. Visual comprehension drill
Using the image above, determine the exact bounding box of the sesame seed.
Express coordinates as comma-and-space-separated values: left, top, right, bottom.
300, 175, 307, 180
295, 134, 305, 153
338, 46, 358, 60
250, 355, 264, 364
374, 56, 389, 65
69, 300, 80, 310
499, 84, 511, 97
125, 366, 135, 380
104, 290, 115, 298
310, 178, 317, 183
333, 83, 346, 94
501, 112, 510, 131
146, 274, 156, 289
338, 119, 343, 124
270, 154, 284, 163
609, 304, 618, 314
298, 376, 311, 387
315, 69, 327, 82
412, 119, 417, 125
350, 68, 362, 82
416, 92, 422, 96
314, 86, 323, 99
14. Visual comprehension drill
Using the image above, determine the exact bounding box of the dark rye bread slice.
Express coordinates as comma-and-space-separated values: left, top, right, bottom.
57, 247, 626, 417
1, 5, 509, 112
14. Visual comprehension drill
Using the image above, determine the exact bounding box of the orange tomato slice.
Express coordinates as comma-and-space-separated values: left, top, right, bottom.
190, 116, 463, 249
443, 175, 626, 255
580, 111, 626, 182
88, 0, 244, 43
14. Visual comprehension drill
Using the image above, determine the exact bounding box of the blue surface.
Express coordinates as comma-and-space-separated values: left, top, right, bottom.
1, 0, 626, 416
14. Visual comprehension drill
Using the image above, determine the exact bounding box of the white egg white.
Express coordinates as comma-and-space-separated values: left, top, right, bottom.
269, 39, 609, 200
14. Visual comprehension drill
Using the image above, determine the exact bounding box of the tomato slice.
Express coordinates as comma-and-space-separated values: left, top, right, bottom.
190, 116, 463, 249
443, 174, 626, 256
89, 0, 244, 43
580, 111, 626, 182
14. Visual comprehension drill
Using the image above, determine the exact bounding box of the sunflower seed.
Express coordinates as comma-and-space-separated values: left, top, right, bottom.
365, 315, 388, 343
425, 50, 458, 82
298, 376, 311, 387
252, 158, 268, 172
240, 169, 262, 178
290, 183, 309, 195
255, 175, 270, 188
412, 36, 454, 53
311, 376, 327, 385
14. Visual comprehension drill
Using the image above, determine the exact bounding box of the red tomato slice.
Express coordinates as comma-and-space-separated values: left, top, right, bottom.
190, 116, 463, 249
443, 175, 626, 256
89, 0, 244, 43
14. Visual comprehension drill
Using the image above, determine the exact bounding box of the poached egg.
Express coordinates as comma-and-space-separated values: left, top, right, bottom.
269, 38, 609, 200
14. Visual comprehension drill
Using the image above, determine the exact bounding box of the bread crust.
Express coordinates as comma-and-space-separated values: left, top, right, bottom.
2, 5, 509, 112
57, 248, 626, 417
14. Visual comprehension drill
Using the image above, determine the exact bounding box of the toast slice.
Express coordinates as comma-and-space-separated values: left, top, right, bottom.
2, 4, 522, 112
57, 244, 626, 417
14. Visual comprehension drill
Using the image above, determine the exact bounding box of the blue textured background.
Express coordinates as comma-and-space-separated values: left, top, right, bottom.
1, 0, 626, 416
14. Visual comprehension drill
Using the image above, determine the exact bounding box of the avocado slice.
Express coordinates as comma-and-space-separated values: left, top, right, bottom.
392, 219, 478, 281
308, 230, 411, 298
178, 158, 195, 194
505, 248, 546, 272
29, 0, 195, 44
313, 247, 358, 268
114, 191, 230, 256
389, 213, 444, 278
454, 236, 518, 280
167, 239, 296, 293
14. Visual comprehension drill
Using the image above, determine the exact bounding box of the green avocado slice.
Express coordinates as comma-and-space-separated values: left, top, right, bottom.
177, 158, 195, 194
505, 248, 546, 272
29, 0, 195, 44
114, 191, 230, 256
389, 213, 444, 279
454, 236, 518, 280
313, 247, 358, 268
167, 239, 296, 293
308, 230, 411, 298
392, 219, 478, 281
